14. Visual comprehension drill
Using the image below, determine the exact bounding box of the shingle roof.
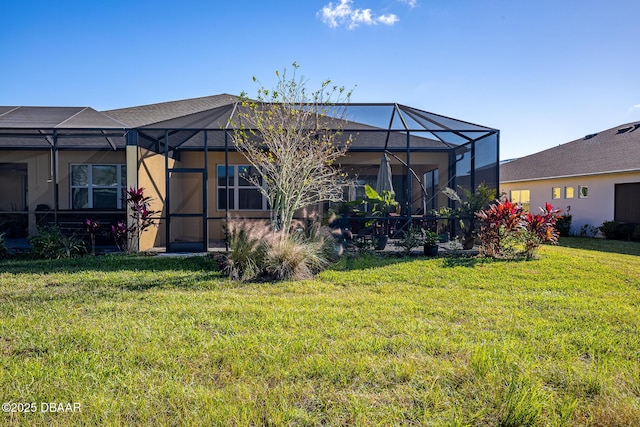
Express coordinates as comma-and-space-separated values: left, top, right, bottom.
0, 106, 127, 129
501, 122, 640, 182
103, 94, 239, 128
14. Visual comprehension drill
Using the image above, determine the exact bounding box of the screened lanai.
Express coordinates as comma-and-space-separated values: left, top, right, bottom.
0, 106, 128, 245
0, 99, 498, 252
129, 101, 499, 252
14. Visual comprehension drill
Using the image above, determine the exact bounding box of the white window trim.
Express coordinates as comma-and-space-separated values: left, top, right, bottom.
578, 185, 589, 199
70, 164, 126, 209
217, 164, 267, 211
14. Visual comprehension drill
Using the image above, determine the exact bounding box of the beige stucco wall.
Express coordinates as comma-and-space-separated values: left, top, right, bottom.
138, 147, 175, 251
0, 150, 125, 235
1, 152, 54, 219
501, 171, 640, 234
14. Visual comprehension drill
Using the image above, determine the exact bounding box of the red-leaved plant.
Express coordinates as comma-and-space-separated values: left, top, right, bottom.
107, 188, 157, 253
111, 221, 128, 252
125, 187, 157, 252
83, 218, 100, 255
477, 199, 561, 259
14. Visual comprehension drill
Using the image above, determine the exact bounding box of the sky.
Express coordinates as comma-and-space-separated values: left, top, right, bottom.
2, 0, 639, 160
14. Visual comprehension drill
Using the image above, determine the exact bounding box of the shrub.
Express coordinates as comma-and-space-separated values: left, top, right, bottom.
521, 203, 561, 258
0, 232, 8, 258
224, 221, 337, 282
580, 224, 598, 238
110, 221, 128, 252
263, 234, 323, 281
29, 227, 86, 259
396, 225, 426, 256
83, 218, 100, 255
126, 187, 157, 252
476, 199, 523, 258
476, 200, 561, 259
599, 220, 633, 241
633, 225, 640, 242
555, 214, 572, 236
224, 222, 268, 282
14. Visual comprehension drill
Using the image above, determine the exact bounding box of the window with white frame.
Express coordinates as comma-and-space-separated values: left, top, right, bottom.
578, 186, 589, 198
510, 189, 530, 212
70, 164, 126, 209
565, 186, 574, 199
217, 165, 266, 210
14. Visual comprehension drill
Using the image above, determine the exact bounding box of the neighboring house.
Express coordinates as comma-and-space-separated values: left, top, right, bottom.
0, 95, 500, 252
500, 122, 640, 234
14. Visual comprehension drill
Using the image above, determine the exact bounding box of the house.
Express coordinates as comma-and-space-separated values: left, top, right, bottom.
0, 95, 499, 251
500, 122, 640, 234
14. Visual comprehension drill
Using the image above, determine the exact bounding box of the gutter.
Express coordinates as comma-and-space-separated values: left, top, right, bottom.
501, 168, 640, 184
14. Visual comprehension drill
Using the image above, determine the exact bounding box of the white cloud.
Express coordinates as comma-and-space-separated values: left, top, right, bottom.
397, 0, 418, 7
634, 104, 640, 109
319, 0, 399, 29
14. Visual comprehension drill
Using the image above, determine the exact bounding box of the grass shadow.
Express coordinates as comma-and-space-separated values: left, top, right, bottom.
0, 255, 230, 295
558, 237, 640, 256
0, 253, 219, 275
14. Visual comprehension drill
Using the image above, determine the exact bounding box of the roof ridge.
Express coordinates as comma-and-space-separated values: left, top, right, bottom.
103, 93, 238, 113
55, 107, 89, 128
134, 102, 236, 128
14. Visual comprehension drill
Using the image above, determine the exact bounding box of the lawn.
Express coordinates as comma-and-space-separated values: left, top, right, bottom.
1, 238, 639, 426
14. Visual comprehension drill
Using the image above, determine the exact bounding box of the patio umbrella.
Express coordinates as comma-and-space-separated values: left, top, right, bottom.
376, 153, 395, 197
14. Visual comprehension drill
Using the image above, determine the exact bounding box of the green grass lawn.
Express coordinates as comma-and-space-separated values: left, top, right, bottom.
1, 238, 639, 426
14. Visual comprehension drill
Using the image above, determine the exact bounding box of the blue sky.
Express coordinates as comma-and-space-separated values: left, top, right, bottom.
2, 0, 639, 160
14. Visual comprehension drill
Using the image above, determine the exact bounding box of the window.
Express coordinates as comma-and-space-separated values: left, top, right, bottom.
217, 165, 266, 210
552, 187, 561, 199
70, 164, 126, 209
579, 186, 589, 198
565, 186, 574, 199
510, 189, 530, 212
424, 169, 439, 211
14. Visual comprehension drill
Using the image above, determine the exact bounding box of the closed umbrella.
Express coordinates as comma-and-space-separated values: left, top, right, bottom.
376, 153, 394, 197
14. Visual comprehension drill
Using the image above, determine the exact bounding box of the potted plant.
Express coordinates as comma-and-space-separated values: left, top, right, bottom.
423, 230, 440, 256
364, 184, 399, 250
436, 206, 453, 243
443, 183, 495, 250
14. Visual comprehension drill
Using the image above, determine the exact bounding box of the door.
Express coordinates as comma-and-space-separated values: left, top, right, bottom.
166, 169, 207, 252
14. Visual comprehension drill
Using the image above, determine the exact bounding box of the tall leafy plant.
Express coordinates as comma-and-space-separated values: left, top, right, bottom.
443, 183, 495, 249
125, 187, 157, 253
477, 199, 561, 259
232, 62, 353, 234
83, 218, 100, 255
364, 184, 399, 235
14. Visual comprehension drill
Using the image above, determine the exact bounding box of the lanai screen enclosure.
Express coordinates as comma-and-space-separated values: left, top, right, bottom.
0, 100, 499, 252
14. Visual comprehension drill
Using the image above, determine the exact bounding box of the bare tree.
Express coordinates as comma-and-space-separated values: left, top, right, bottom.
232, 63, 353, 233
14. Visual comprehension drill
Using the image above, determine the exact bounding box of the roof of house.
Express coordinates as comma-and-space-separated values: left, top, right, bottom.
0, 106, 127, 129
0, 95, 498, 152
103, 94, 240, 128
501, 122, 640, 182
